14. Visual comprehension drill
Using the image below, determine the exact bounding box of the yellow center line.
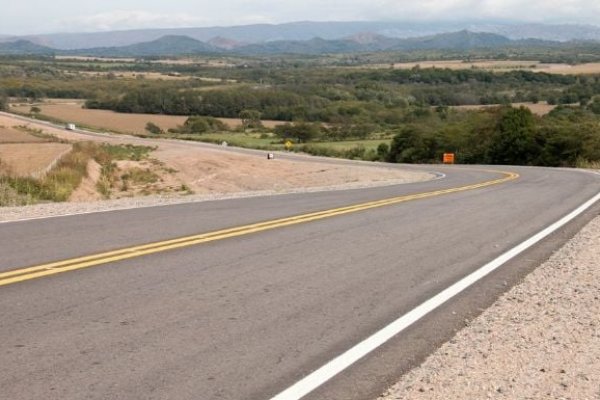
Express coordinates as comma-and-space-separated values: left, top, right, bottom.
0, 170, 519, 287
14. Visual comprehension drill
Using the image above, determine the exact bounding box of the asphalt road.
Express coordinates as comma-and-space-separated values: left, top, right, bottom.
1, 164, 599, 400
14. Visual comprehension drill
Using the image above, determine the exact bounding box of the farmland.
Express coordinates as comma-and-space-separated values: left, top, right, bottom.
0, 143, 71, 177
380, 60, 600, 75
449, 102, 557, 116
9, 101, 286, 134
1, 52, 600, 168
0, 125, 48, 143
0, 123, 72, 177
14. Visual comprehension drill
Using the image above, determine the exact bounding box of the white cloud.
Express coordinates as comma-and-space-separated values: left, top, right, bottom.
57, 10, 211, 32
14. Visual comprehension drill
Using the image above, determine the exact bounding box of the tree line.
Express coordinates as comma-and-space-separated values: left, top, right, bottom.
385, 105, 600, 167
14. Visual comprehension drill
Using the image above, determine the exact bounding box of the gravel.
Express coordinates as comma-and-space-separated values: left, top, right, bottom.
380, 214, 600, 400
0, 177, 423, 223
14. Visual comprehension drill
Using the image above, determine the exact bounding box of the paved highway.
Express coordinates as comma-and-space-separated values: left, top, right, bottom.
1, 164, 599, 400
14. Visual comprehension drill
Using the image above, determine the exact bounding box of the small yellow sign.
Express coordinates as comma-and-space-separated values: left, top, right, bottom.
285, 140, 293, 150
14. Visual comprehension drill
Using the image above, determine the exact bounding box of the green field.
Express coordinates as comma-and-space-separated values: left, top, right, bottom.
188, 133, 390, 153
307, 140, 391, 151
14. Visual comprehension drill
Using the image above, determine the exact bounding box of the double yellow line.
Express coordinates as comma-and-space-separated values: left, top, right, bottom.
0, 170, 518, 287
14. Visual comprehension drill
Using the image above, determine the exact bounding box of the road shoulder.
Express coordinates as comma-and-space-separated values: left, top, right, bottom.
380, 213, 600, 399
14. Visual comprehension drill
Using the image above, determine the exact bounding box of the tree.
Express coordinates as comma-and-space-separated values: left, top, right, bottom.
387, 127, 437, 163
488, 107, 539, 165
239, 109, 262, 129
274, 122, 321, 143
180, 116, 228, 134
588, 98, 600, 115
376, 142, 389, 161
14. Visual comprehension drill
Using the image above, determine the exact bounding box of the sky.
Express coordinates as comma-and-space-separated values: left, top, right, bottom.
1, 0, 600, 35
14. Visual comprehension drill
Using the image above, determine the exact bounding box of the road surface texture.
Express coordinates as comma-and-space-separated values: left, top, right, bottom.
1, 165, 599, 400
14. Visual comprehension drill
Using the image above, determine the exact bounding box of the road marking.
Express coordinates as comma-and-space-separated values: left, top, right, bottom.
269, 190, 600, 400
0, 171, 517, 287
0, 173, 446, 226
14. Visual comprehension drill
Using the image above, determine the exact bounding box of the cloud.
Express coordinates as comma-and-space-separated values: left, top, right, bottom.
57, 10, 211, 32
358, 0, 600, 23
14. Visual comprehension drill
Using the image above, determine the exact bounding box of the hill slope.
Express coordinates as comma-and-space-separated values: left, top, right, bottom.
0, 40, 54, 55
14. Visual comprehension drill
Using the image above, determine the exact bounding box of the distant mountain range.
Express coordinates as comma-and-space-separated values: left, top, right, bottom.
2, 20, 600, 50
0, 39, 55, 55
0, 29, 596, 57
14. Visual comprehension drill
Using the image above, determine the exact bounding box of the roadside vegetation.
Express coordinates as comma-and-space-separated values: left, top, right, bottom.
0, 140, 157, 206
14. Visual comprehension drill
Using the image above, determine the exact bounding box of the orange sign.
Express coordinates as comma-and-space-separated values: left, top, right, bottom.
443, 153, 455, 164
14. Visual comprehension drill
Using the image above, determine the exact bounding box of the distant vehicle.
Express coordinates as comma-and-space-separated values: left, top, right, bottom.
65, 123, 76, 130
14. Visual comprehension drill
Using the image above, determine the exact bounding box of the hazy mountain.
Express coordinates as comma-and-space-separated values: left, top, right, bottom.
207, 36, 245, 50
0, 39, 55, 55
392, 30, 512, 51
9, 20, 600, 51
11, 21, 458, 50
470, 23, 600, 42
77, 35, 219, 57
0, 30, 588, 57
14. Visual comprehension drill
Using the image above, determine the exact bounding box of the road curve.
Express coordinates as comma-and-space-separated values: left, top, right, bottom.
0, 165, 599, 400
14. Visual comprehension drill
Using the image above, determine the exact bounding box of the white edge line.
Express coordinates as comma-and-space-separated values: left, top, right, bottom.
269, 190, 600, 400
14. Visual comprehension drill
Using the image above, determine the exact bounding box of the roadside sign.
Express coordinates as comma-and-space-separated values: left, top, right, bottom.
285, 140, 293, 151
267, 153, 275, 160
443, 153, 455, 164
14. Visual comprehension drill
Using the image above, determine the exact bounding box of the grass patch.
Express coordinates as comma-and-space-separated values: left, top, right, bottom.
121, 168, 159, 185
95, 143, 156, 163
15, 125, 67, 143
0, 141, 158, 205
180, 132, 282, 150
0, 142, 90, 205
304, 139, 390, 152
576, 159, 600, 169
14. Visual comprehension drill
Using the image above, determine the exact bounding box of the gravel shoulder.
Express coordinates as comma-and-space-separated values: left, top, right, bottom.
380, 213, 600, 400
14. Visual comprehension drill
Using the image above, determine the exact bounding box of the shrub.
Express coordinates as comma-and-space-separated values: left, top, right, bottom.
145, 122, 163, 134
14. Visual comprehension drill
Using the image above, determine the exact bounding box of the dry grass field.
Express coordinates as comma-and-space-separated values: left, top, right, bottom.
54, 56, 137, 62
376, 60, 600, 75
10, 102, 286, 133
534, 62, 600, 74
72, 71, 190, 80
0, 143, 72, 177
0, 126, 47, 143
388, 60, 540, 71
54, 55, 236, 67
450, 102, 556, 116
